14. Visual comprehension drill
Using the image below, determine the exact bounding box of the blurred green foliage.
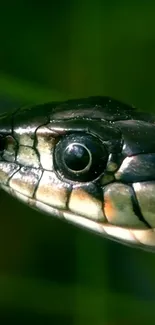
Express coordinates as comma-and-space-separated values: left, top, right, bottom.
0, 1, 155, 324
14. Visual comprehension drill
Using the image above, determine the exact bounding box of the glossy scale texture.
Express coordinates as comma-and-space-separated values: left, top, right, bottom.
0, 96, 155, 251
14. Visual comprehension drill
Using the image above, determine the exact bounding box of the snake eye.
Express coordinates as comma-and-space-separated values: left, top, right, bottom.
54, 133, 108, 182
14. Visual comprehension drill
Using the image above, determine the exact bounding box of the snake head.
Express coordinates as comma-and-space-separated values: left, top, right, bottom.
0, 96, 155, 251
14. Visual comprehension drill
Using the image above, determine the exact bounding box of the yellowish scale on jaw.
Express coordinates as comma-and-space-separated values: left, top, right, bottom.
133, 182, 155, 228
9, 167, 42, 198
103, 183, 147, 229
68, 187, 105, 221
0, 162, 19, 185
35, 170, 70, 209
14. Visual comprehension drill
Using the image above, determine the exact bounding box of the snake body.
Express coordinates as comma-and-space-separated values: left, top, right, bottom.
0, 96, 155, 251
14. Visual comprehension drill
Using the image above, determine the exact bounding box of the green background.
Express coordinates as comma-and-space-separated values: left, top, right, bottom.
0, 1, 155, 324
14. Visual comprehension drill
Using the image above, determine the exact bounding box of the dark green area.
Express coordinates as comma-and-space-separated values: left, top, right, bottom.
0, 1, 155, 324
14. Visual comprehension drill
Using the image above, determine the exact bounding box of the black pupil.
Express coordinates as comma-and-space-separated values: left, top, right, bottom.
64, 143, 90, 172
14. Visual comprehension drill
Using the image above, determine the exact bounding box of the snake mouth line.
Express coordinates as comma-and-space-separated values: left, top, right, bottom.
1, 184, 155, 252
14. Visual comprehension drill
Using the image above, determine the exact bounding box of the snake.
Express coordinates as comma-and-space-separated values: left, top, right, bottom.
0, 96, 155, 252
